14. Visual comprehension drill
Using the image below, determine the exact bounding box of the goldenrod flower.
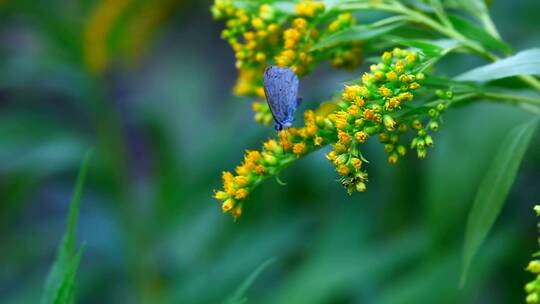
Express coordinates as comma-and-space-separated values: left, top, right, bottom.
213, 48, 445, 219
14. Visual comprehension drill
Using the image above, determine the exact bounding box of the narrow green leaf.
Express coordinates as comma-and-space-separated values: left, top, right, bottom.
461, 118, 538, 285
223, 258, 276, 304
41, 150, 93, 304
456, 48, 540, 82
448, 15, 510, 53
311, 20, 404, 51
447, 0, 488, 19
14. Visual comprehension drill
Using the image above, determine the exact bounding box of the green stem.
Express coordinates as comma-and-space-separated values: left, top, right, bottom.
481, 91, 540, 106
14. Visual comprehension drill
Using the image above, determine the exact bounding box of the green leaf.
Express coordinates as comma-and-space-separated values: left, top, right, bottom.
448, 15, 510, 54
456, 48, 540, 82
447, 0, 488, 19
223, 258, 276, 304
461, 118, 538, 285
41, 150, 93, 304
311, 20, 405, 51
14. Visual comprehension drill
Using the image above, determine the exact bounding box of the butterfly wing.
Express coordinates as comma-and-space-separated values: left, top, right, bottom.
263, 66, 299, 128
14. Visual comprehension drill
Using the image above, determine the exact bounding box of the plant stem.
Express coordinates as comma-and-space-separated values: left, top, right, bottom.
481, 92, 540, 106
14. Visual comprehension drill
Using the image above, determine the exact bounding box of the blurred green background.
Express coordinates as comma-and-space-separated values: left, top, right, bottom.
1, 0, 540, 303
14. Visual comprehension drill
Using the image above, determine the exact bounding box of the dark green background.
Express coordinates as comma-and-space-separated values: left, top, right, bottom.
0, 0, 539, 303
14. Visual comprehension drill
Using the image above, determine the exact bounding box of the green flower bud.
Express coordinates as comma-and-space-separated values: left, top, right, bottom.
417, 148, 427, 159
528, 260, 540, 274
416, 138, 425, 149
424, 135, 434, 147
383, 115, 396, 131
429, 121, 439, 131
436, 103, 446, 112
396, 145, 406, 156
526, 293, 539, 304
388, 152, 399, 164
356, 182, 367, 192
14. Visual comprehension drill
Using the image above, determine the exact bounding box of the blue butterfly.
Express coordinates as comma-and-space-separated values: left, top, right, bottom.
263, 66, 302, 131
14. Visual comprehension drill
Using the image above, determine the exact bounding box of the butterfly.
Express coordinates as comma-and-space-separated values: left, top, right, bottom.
263, 66, 302, 131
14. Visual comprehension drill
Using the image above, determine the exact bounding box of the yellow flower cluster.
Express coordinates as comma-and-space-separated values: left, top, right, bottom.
324, 48, 424, 192
295, 0, 325, 18
274, 17, 318, 75
214, 48, 448, 219
212, 0, 365, 126
214, 110, 326, 219
525, 205, 540, 303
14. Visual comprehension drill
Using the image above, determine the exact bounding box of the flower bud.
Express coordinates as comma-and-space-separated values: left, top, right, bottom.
416, 138, 425, 149
534, 205, 540, 216
383, 115, 396, 131
526, 282, 537, 293
388, 152, 399, 164
526, 293, 539, 304
356, 182, 367, 192
222, 199, 235, 212
398, 123, 408, 133
436, 103, 446, 112
412, 119, 422, 130
429, 121, 439, 131
528, 261, 540, 274
396, 145, 406, 156
214, 191, 228, 200
417, 148, 427, 159
424, 135, 434, 147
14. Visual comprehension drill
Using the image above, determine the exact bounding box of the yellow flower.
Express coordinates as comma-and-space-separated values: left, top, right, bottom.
251, 17, 264, 29
235, 165, 249, 176
333, 111, 349, 130
232, 205, 243, 219
222, 198, 235, 212
337, 164, 350, 175
351, 158, 362, 169
342, 85, 359, 101
235, 188, 249, 200
234, 175, 249, 187
293, 143, 307, 155
326, 151, 336, 162
293, 18, 308, 30
337, 130, 351, 145
363, 108, 375, 121
378, 86, 392, 97
264, 139, 280, 152
314, 136, 323, 146
382, 51, 392, 62
278, 131, 294, 150
386, 71, 397, 81
355, 131, 368, 143
255, 164, 265, 174
214, 190, 228, 200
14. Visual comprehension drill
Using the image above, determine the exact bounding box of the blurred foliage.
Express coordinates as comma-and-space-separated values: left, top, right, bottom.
0, 0, 539, 304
